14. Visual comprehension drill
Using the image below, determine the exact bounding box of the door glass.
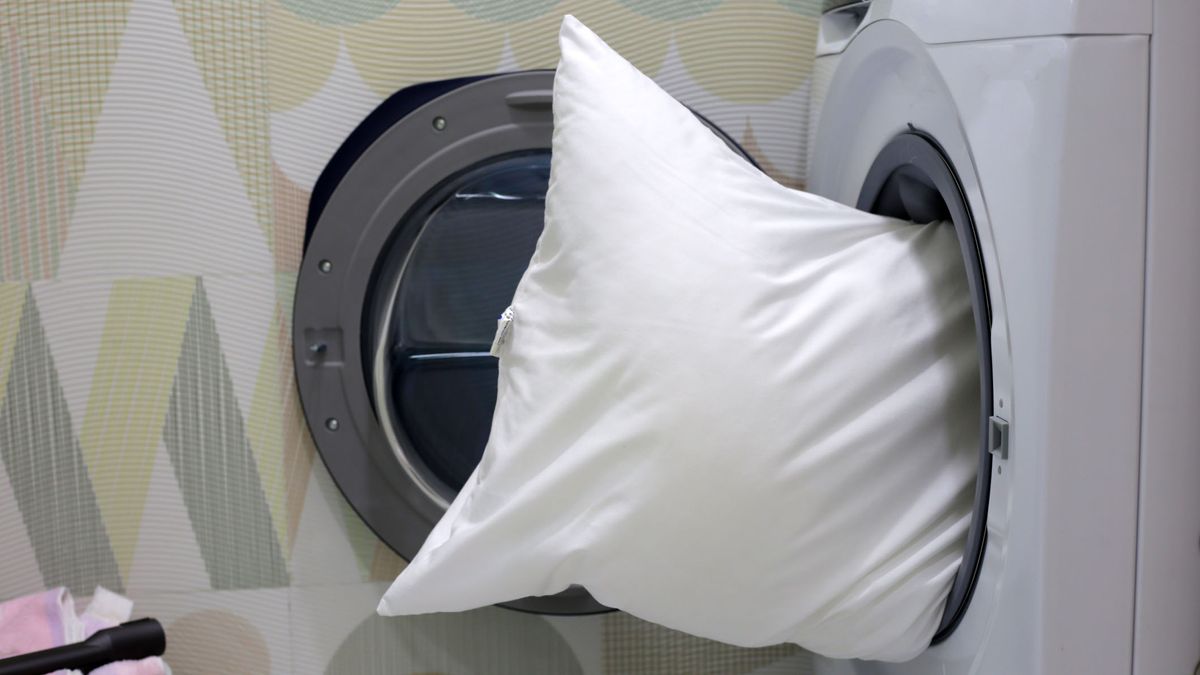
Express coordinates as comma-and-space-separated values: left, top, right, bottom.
382, 153, 550, 492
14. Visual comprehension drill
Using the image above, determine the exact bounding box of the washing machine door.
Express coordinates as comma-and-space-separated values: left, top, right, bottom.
807, 15, 1014, 673
293, 70, 753, 615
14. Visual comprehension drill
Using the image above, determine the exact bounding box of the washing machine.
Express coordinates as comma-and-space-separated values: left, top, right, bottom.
292, 69, 755, 616
292, 2, 1199, 670
807, 0, 1200, 673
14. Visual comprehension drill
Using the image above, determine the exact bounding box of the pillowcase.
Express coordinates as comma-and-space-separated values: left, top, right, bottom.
378, 15, 979, 662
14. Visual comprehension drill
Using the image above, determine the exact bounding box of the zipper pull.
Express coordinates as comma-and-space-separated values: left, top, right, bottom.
490, 306, 515, 357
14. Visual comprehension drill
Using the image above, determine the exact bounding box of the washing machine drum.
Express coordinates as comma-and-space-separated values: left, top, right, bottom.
293, 71, 754, 615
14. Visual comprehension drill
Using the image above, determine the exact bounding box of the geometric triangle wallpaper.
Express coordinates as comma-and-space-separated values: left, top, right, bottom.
163, 279, 290, 591
0, 0, 820, 671
0, 287, 123, 596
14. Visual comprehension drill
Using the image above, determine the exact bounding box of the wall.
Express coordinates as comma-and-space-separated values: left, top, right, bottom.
0, 1, 819, 672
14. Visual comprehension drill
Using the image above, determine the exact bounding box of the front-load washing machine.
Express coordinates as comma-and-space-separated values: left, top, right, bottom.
291, 3, 1199, 670
807, 0, 1200, 673
292, 70, 755, 616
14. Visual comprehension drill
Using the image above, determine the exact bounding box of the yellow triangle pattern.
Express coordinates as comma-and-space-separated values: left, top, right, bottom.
0, 283, 27, 408
78, 276, 195, 579
246, 305, 315, 554
246, 310, 287, 549
173, 0, 275, 254
347, 515, 383, 579
368, 540, 406, 582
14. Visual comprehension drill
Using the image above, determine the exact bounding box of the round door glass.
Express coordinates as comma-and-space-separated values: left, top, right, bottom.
372, 153, 550, 501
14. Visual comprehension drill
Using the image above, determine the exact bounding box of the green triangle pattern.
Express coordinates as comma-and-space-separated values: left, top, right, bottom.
327, 607, 582, 675
162, 280, 289, 589
0, 286, 123, 595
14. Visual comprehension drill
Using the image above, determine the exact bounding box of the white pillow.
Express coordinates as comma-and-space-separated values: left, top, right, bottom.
379, 15, 979, 662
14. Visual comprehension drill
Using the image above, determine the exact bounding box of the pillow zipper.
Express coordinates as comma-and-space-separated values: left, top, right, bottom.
490, 306, 515, 356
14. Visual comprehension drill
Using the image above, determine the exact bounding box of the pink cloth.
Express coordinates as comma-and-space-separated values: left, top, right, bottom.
92, 658, 168, 675
0, 587, 168, 675
0, 588, 68, 658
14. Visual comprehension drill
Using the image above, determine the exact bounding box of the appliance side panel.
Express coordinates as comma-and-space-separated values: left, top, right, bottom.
1134, 0, 1200, 671
931, 35, 1146, 674
1042, 36, 1149, 675
877, 0, 1150, 44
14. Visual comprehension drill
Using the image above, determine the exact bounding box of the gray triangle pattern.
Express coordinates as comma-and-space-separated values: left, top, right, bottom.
326, 607, 583, 675
602, 612, 806, 675
162, 279, 289, 589
0, 287, 123, 594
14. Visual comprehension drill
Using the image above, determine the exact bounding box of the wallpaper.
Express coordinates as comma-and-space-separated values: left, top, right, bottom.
0, 0, 820, 672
